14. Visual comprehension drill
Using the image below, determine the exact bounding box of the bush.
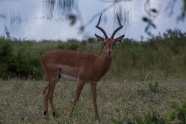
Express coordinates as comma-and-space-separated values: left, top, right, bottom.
0, 41, 14, 79
0, 38, 43, 79
0, 29, 186, 80
58, 39, 79, 50
8, 49, 42, 79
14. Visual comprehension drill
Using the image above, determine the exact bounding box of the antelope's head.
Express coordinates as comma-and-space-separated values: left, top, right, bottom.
95, 14, 125, 57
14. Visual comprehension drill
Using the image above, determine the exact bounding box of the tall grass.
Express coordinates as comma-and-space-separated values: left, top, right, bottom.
0, 29, 186, 80
110, 29, 186, 80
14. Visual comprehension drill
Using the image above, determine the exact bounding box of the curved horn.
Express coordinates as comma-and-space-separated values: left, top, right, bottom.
95, 13, 108, 39
111, 14, 123, 39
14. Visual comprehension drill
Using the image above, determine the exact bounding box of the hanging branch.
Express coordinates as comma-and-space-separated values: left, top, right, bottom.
143, 0, 159, 36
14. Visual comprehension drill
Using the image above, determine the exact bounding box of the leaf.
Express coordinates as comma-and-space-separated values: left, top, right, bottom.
111, 118, 118, 124
134, 116, 143, 124
171, 101, 183, 112
163, 112, 176, 121
144, 114, 151, 123
177, 112, 185, 122
79, 26, 85, 33
182, 100, 186, 108
150, 8, 158, 13
111, 116, 127, 124
142, 17, 149, 22
68, 14, 77, 25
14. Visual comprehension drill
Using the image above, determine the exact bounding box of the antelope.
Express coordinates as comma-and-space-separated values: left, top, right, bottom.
40, 14, 124, 119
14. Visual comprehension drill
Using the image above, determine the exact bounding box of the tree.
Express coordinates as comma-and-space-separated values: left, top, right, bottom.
43, 0, 186, 35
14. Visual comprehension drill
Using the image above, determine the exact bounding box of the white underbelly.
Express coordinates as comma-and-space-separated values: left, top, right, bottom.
61, 74, 78, 81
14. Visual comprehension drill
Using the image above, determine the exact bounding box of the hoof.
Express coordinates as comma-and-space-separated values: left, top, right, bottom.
53, 112, 58, 118
44, 111, 48, 116
44, 111, 49, 120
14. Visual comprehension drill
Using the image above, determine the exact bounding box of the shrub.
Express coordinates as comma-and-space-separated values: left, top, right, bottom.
0, 28, 186, 80
58, 39, 79, 50
0, 38, 43, 79
0, 41, 14, 79
8, 48, 43, 79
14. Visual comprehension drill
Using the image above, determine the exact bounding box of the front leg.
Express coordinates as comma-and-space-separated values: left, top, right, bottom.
91, 83, 99, 120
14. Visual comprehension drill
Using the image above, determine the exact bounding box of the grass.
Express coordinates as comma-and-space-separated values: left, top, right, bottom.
0, 29, 186, 123
0, 77, 185, 123
1, 29, 186, 80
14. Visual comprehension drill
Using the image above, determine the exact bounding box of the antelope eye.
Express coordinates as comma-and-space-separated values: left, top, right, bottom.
103, 42, 106, 46
113, 42, 115, 46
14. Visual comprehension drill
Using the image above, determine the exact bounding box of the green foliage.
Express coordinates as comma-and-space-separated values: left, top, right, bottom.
58, 39, 79, 50
0, 40, 14, 79
0, 29, 186, 80
137, 88, 146, 96
112, 116, 132, 124
8, 48, 42, 79
112, 101, 186, 124
112, 112, 166, 124
137, 81, 167, 96
0, 39, 42, 79
169, 101, 186, 124
110, 29, 186, 80
148, 81, 159, 93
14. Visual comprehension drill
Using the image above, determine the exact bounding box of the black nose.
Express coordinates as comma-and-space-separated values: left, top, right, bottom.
108, 52, 112, 56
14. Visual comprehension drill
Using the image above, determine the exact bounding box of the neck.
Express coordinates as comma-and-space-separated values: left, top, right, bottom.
95, 52, 112, 79
100, 51, 112, 62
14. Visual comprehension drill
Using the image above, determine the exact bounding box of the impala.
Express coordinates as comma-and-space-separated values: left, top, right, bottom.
40, 14, 124, 119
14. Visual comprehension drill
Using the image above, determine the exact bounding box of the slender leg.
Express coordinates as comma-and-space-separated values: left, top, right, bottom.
48, 77, 59, 117
91, 83, 99, 120
43, 68, 60, 117
43, 85, 49, 116
69, 80, 85, 117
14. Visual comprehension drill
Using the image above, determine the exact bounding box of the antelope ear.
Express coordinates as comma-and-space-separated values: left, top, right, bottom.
95, 34, 104, 42
114, 35, 125, 43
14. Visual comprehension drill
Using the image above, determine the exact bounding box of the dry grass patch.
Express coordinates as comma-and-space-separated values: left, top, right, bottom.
0, 78, 185, 123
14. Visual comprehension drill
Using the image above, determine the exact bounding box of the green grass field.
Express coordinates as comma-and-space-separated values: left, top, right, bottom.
0, 77, 185, 123
0, 29, 186, 123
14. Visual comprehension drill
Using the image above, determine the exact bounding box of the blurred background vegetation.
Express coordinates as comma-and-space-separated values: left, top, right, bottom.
0, 28, 186, 80
1, 0, 185, 79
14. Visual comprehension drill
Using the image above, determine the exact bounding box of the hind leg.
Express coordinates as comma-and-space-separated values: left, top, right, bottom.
43, 85, 49, 116
48, 78, 58, 117
43, 69, 60, 117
